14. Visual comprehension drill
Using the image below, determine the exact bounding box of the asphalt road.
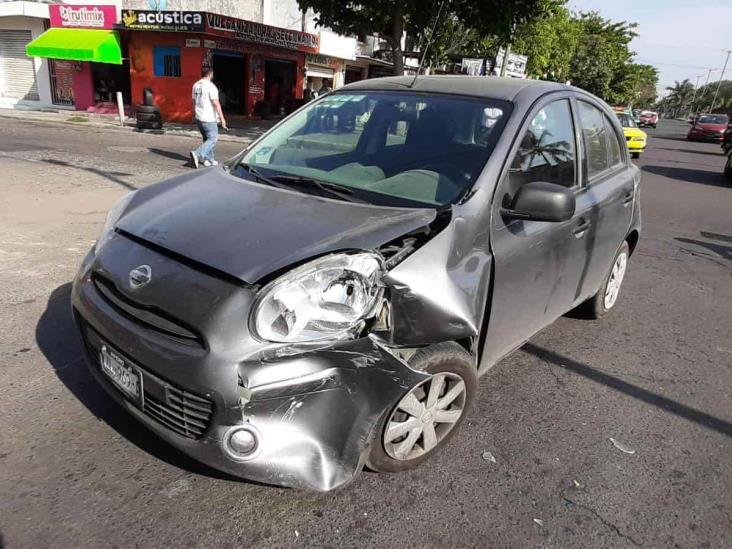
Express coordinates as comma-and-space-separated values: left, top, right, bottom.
1, 116, 730, 547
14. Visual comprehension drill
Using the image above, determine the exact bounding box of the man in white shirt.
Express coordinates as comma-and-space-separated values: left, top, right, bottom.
190, 65, 227, 169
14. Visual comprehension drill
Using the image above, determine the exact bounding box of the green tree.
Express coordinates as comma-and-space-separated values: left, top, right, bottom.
511, 5, 580, 80
296, 0, 557, 76
664, 79, 696, 116
569, 12, 637, 101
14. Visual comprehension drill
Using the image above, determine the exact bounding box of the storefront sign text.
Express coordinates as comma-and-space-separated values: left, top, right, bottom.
306, 53, 341, 69
120, 10, 205, 32
50, 4, 117, 30
206, 13, 318, 53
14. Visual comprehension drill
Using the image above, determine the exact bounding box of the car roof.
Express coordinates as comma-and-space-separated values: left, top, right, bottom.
340, 75, 576, 103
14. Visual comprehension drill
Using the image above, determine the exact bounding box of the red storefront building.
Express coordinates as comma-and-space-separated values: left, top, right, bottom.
119, 10, 319, 122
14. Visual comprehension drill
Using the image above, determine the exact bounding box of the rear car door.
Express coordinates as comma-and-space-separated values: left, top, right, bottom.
482, 96, 591, 367
572, 99, 636, 300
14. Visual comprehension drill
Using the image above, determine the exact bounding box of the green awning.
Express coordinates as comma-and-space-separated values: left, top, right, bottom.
26, 28, 122, 65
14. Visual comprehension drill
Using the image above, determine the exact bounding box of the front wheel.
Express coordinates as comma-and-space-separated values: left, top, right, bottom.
367, 342, 477, 473
578, 241, 630, 319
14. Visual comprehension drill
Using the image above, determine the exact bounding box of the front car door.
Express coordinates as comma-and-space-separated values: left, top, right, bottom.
482, 95, 591, 369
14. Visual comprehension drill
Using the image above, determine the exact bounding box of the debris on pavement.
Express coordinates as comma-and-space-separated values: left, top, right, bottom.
533, 518, 544, 527
481, 451, 497, 463
609, 437, 637, 455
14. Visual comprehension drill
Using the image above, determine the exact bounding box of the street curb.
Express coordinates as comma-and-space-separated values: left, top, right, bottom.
0, 111, 259, 144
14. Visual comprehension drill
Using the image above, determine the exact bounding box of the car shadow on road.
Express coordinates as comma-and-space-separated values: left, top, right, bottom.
675, 231, 732, 263
35, 283, 240, 482
522, 342, 732, 438
655, 147, 726, 157
642, 165, 729, 188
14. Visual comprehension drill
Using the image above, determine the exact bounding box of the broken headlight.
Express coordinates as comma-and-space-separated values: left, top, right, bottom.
251, 253, 383, 343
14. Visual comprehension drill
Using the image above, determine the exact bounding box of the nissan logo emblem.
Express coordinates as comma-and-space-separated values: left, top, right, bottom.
129, 265, 152, 289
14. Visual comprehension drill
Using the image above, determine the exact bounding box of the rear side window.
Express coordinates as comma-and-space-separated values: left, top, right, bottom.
604, 115, 623, 167
578, 102, 610, 178
507, 99, 577, 193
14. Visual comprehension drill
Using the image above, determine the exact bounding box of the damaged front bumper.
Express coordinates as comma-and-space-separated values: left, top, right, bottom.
71, 237, 428, 491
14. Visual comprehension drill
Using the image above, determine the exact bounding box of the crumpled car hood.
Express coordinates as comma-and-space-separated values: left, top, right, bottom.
116, 168, 436, 284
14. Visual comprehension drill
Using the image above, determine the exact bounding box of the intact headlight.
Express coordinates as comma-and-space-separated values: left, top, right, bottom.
251, 253, 383, 343
96, 190, 137, 252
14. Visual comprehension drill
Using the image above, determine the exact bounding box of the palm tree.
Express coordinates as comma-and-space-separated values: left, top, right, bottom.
664, 79, 696, 118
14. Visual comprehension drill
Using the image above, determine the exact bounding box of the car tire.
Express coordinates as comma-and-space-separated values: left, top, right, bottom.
631, 152, 640, 159
136, 112, 161, 122
136, 104, 160, 115
142, 87, 155, 107
579, 241, 630, 319
366, 342, 477, 473
137, 119, 163, 130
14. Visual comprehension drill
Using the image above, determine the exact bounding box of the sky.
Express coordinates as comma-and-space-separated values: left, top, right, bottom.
568, 0, 732, 97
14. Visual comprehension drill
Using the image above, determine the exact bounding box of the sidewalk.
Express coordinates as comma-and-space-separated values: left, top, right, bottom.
0, 107, 277, 143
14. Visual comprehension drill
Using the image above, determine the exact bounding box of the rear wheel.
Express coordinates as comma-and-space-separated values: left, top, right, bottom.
577, 241, 630, 319
367, 342, 477, 473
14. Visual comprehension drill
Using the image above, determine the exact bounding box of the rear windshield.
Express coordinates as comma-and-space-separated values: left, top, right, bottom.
237, 91, 511, 206
616, 113, 637, 128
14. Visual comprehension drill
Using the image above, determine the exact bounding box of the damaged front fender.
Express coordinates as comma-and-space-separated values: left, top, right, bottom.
236, 335, 428, 491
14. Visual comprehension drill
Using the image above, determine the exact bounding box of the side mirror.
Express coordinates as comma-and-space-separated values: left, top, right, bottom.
501, 181, 576, 222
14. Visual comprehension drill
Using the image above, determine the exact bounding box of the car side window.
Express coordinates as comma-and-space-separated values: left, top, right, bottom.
507, 99, 577, 197
578, 102, 610, 178
604, 115, 623, 167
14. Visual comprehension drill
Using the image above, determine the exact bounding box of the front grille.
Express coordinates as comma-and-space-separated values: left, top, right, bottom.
77, 317, 214, 440
92, 272, 204, 348
143, 387, 214, 439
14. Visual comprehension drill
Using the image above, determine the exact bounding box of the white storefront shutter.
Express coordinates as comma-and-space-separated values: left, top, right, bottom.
0, 29, 39, 101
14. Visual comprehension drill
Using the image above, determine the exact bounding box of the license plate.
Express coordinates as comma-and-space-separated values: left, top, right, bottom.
99, 343, 142, 405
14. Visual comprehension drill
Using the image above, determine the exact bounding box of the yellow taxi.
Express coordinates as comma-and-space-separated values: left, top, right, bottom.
614, 110, 647, 159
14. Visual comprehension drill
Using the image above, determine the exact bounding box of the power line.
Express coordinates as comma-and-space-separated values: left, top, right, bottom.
634, 60, 721, 70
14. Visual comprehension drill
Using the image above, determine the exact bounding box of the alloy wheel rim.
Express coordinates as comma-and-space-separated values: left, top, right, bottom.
604, 251, 628, 309
384, 372, 467, 461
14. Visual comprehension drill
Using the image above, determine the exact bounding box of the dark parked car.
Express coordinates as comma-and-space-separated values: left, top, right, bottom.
687, 113, 729, 142
72, 77, 641, 491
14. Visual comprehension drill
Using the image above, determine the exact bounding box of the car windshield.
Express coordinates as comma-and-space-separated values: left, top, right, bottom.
616, 113, 637, 128
236, 91, 511, 207
697, 115, 728, 125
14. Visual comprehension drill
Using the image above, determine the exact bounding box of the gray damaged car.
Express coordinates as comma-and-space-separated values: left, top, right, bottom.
72, 76, 641, 491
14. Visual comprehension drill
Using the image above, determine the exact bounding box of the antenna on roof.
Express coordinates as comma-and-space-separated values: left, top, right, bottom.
409, 0, 447, 88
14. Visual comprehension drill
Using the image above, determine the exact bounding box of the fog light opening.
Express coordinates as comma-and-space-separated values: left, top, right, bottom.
223, 424, 261, 462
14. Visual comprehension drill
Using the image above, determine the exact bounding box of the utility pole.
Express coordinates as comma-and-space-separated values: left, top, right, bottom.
687, 74, 704, 119
709, 49, 731, 113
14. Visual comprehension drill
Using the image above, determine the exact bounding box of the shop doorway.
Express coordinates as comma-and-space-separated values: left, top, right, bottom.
91, 59, 132, 105
264, 59, 296, 116
212, 51, 246, 115
345, 67, 363, 84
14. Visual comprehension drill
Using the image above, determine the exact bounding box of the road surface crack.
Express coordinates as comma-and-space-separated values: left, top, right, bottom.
562, 496, 641, 546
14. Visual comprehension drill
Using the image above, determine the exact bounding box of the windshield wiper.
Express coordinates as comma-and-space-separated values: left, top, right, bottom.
239, 164, 361, 203
266, 174, 362, 202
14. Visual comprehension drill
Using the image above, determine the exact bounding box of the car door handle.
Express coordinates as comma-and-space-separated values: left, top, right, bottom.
572, 218, 591, 236
623, 191, 634, 205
